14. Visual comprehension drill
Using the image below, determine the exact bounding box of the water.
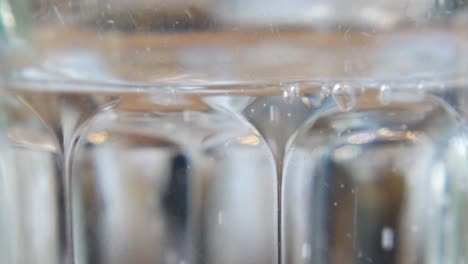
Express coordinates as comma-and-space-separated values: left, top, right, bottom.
0, 96, 61, 264
282, 86, 468, 264
1, 78, 468, 264
1, 86, 280, 264
1, 23, 468, 264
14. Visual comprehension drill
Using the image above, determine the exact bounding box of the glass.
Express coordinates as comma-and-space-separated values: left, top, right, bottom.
1, 0, 468, 264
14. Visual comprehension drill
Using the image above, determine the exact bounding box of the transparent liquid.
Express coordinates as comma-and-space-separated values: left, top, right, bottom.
1, 79, 468, 264
2, 24, 468, 264
282, 92, 468, 264
1, 86, 280, 264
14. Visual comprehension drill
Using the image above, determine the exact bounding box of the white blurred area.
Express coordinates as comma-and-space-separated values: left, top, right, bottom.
210, 0, 435, 28
28, 0, 464, 30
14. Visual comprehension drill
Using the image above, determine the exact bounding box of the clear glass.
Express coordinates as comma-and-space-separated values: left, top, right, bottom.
1, 0, 468, 264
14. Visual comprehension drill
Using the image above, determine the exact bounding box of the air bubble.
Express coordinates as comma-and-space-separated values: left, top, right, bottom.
332, 83, 355, 112
307, 84, 331, 107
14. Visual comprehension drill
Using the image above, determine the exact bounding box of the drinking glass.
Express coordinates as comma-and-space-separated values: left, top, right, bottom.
1, 0, 468, 264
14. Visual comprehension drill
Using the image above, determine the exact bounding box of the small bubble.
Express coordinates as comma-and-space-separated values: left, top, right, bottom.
378, 84, 391, 105
107, 19, 115, 24
340, 184, 345, 189
287, 112, 292, 117
333, 202, 338, 207
332, 83, 355, 112
250, 108, 255, 113
307, 84, 331, 107
283, 84, 299, 104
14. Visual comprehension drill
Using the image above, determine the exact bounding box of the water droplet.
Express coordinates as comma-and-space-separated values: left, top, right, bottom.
283, 84, 299, 104
332, 83, 355, 112
378, 84, 391, 105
